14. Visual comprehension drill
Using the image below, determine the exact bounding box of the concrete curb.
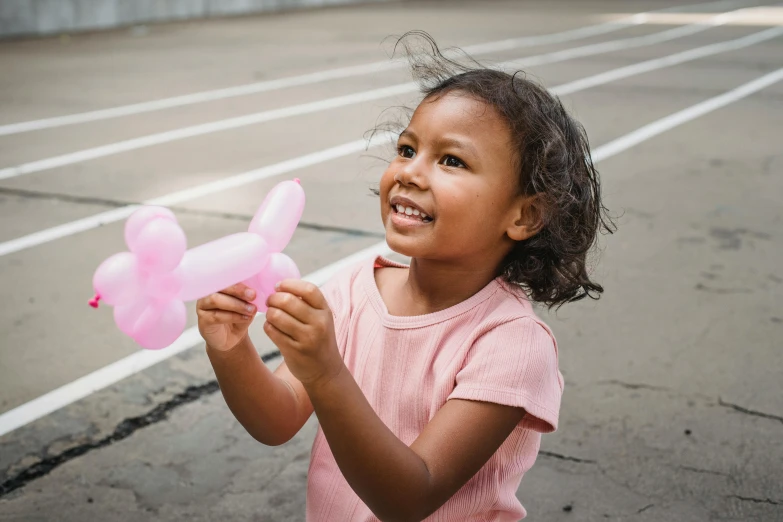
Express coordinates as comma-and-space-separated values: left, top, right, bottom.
0, 0, 390, 38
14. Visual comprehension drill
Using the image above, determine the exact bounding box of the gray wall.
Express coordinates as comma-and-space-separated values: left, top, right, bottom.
0, 0, 390, 38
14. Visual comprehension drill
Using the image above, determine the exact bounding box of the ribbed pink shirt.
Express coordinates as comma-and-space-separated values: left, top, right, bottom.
307, 256, 564, 521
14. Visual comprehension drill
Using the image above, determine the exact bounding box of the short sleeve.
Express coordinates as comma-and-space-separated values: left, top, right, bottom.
447, 317, 564, 433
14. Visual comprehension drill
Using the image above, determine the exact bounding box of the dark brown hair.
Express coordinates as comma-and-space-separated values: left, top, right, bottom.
376, 31, 615, 308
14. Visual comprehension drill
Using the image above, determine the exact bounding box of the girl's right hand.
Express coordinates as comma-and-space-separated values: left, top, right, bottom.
197, 283, 258, 352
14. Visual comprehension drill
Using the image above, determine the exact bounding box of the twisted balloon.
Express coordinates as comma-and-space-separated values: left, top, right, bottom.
91, 179, 305, 350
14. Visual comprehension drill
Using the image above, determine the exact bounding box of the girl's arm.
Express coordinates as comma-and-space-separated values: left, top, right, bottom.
207, 339, 313, 446
198, 284, 313, 446
266, 280, 525, 522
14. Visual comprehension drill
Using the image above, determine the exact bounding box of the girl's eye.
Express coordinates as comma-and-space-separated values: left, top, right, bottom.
442, 155, 466, 168
398, 145, 415, 159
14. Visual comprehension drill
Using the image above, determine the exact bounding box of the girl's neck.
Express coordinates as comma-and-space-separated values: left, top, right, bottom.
380, 257, 500, 317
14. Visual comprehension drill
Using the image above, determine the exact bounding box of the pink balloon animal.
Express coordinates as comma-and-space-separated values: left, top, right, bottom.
90, 179, 305, 350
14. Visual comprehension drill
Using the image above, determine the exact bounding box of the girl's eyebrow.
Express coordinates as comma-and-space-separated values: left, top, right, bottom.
399, 129, 417, 141
400, 129, 477, 157
435, 136, 477, 157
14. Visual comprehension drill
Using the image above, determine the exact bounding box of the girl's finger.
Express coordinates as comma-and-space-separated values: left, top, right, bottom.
275, 280, 327, 309
197, 309, 253, 324
199, 292, 257, 316
263, 320, 290, 348
266, 291, 313, 324
219, 283, 257, 302
265, 306, 304, 341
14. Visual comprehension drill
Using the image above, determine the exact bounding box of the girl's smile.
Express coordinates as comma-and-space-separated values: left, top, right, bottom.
389, 195, 433, 228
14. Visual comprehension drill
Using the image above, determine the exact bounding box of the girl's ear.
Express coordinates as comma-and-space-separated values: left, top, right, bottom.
507, 195, 544, 242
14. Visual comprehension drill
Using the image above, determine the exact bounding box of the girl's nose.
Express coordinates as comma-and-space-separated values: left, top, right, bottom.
394, 158, 427, 189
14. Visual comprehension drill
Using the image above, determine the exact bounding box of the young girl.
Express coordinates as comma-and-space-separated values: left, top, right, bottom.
197, 35, 610, 521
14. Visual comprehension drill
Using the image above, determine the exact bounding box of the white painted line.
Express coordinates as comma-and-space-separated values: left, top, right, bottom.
2, 23, 780, 258
502, 15, 729, 70
592, 66, 783, 163
0, 241, 394, 438
551, 25, 783, 96
0, 206, 143, 258
3, 65, 781, 437
0, 15, 737, 182
0, 0, 750, 137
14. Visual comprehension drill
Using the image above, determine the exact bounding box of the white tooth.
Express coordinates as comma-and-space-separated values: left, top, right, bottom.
396, 204, 404, 213
413, 209, 420, 216
405, 207, 413, 215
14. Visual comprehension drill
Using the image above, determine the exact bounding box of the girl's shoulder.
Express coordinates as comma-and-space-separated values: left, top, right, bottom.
478, 278, 551, 330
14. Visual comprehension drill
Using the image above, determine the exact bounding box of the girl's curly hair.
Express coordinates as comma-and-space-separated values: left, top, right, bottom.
377, 31, 615, 308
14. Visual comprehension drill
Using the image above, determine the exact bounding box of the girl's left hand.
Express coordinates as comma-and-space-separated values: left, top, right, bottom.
264, 280, 344, 387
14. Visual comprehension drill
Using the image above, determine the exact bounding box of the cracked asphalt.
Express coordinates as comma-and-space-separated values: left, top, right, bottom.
1, 1, 782, 520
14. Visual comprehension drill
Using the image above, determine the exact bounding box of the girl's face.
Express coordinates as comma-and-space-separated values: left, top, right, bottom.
380, 92, 528, 267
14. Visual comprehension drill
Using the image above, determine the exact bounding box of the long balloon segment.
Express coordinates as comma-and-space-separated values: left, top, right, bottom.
90, 179, 305, 350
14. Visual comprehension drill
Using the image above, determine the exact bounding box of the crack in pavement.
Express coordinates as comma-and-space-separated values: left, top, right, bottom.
0, 186, 384, 239
694, 283, 754, 295
0, 351, 282, 498
729, 495, 781, 506
0, 186, 129, 209
636, 503, 654, 514
539, 450, 596, 464
599, 380, 670, 392
597, 381, 783, 425
678, 465, 730, 477
718, 398, 783, 425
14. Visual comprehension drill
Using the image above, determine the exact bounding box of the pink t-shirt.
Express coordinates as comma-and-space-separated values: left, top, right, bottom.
307, 256, 564, 521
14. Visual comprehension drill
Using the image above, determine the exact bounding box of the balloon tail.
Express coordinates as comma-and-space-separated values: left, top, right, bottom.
89, 293, 101, 308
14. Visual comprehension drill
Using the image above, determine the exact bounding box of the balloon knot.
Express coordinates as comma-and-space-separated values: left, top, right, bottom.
293, 178, 300, 184
89, 293, 101, 308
